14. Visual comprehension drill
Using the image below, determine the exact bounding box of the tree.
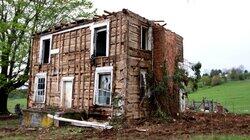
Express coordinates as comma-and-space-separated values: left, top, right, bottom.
191, 62, 202, 91
229, 66, 246, 81
0, 0, 94, 114
191, 62, 202, 80
244, 70, 248, 74
210, 69, 222, 77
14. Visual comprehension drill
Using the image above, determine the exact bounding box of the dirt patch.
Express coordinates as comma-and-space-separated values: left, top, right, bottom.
0, 112, 249, 139
81, 112, 250, 138
0, 114, 18, 120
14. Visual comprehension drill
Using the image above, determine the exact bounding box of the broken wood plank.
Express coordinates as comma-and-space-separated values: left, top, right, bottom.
47, 114, 112, 129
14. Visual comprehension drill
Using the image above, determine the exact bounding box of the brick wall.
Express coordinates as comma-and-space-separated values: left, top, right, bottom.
152, 24, 183, 116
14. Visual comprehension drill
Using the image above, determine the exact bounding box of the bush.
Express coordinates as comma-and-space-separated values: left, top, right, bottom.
211, 75, 222, 86
8, 89, 27, 99
201, 76, 211, 86
239, 73, 245, 80
186, 81, 194, 93
245, 73, 250, 79
221, 76, 228, 83
229, 68, 239, 80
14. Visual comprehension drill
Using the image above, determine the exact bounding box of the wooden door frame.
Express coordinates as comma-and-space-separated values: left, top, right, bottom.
60, 76, 74, 108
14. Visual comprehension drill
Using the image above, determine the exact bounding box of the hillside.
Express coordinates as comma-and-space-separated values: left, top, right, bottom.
189, 80, 250, 114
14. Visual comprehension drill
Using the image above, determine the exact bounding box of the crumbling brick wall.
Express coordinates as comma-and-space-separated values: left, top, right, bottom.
152, 24, 183, 116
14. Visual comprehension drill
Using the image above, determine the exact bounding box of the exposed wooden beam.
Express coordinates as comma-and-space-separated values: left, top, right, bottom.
94, 14, 102, 18
104, 10, 112, 15
152, 20, 165, 22
162, 23, 167, 27
102, 14, 107, 18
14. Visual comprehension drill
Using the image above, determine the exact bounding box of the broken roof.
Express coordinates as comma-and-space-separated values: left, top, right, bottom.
36, 9, 167, 35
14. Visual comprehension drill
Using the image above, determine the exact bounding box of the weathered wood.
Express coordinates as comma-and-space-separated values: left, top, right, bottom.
29, 10, 182, 120
151, 20, 165, 22
104, 10, 113, 15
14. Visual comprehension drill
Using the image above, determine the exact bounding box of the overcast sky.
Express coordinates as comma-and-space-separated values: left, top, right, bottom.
92, 0, 250, 73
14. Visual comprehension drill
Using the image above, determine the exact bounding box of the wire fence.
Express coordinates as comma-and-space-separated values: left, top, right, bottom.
187, 97, 250, 114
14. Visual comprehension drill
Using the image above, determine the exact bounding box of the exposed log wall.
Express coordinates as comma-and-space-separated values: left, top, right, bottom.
125, 12, 152, 119
28, 12, 128, 117
28, 9, 183, 120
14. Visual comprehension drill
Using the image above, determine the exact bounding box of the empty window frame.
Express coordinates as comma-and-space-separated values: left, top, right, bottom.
94, 66, 113, 106
90, 20, 110, 57
34, 73, 46, 103
39, 35, 52, 64
139, 69, 147, 100
141, 26, 152, 50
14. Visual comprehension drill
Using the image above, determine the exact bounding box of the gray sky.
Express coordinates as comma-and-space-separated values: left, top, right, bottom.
93, 0, 250, 73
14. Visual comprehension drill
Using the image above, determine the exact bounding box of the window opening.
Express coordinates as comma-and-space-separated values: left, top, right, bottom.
36, 77, 45, 103
94, 26, 107, 57
42, 39, 50, 64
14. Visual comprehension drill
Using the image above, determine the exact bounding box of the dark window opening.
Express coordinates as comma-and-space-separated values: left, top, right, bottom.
42, 39, 50, 63
141, 27, 148, 50
94, 26, 107, 57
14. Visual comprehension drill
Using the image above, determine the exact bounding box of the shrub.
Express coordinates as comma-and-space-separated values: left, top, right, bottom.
186, 81, 194, 93
201, 76, 211, 86
211, 75, 222, 86
221, 76, 228, 83
229, 68, 239, 80
245, 73, 250, 79
239, 73, 245, 80
198, 81, 203, 88
9, 89, 27, 99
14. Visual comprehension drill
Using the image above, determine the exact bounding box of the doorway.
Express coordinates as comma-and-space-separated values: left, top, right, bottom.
61, 77, 74, 109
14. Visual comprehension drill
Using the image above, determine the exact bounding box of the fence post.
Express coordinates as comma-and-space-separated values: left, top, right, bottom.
211, 100, 214, 112
203, 97, 205, 111
193, 100, 195, 110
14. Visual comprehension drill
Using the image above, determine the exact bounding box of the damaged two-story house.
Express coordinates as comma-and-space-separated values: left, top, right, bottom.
26, 9, 183, 123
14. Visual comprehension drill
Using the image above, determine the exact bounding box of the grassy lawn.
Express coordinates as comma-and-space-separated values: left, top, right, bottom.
190, 135, 250, 140
189, 80, 250, 114
7, 98, 27, 114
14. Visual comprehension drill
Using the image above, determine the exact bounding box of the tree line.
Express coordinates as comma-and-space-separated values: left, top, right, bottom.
187, 65, 250, 93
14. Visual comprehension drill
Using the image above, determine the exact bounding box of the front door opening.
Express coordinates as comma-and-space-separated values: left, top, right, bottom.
61, 81, 73, 109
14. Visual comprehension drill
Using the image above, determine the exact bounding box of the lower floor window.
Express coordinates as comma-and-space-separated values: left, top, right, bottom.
34, 73, 46, 103
140, 69, 149, 100
94, 67, 113, 106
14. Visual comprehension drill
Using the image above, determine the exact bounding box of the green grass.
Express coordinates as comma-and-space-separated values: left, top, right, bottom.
7, 98, 27, 113
0, 119, 18, 128
190, 135, 250, 140
189, 80, 250, 114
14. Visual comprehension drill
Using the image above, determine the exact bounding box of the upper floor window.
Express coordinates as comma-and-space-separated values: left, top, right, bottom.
90, 20, 110, 57
94, 26, 107, 56
39, 35, 52, 64
141, 26, 152, 50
